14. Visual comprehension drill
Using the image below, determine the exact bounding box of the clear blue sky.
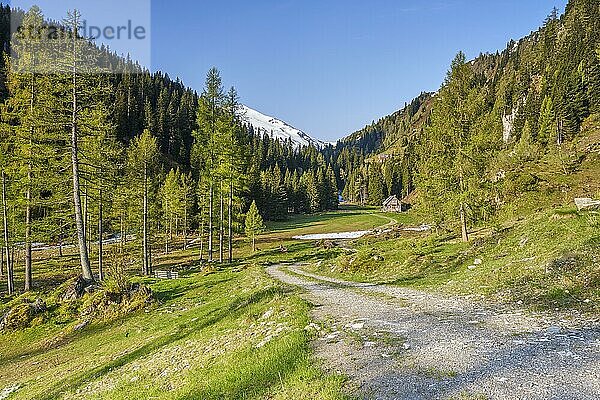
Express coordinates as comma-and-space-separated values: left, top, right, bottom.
151, 0, 567, 141
13, 0, 568, 141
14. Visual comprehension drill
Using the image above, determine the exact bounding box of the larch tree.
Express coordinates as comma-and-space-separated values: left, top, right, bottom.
244, 200, 265, 253
195, 177, 208, 262
538, 95, 558, 145
5, 6, 58, 290
180, 171, 194, 251
82, 129, 121, 281
52, 9, 114, 282
221, 86, 245, 263
0, 121, 14, 294
161, 168, 182, 254
128, 129, 159, 275
417, 52, 486, 242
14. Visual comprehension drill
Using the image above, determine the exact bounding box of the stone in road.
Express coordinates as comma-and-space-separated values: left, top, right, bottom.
267, 264, 600, 400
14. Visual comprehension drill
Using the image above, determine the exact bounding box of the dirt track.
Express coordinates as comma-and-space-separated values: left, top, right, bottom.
268, 264, 600, 400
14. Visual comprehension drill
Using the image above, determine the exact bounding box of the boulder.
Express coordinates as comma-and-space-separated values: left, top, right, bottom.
0, 298, 47, 331
574, 198, 600, 211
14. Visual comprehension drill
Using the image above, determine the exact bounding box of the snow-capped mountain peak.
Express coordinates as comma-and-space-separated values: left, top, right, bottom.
239, 105, 325, 149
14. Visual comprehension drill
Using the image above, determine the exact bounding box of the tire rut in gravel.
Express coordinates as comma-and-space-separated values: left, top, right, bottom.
267, 264, 600, 400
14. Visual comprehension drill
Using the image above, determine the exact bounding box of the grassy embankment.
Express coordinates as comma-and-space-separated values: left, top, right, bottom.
306, 116, 600, 312
0, 209, 391, 399
308, 206, 599, 311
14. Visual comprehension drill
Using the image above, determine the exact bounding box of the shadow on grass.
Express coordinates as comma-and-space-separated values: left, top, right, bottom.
0, 308, 144, 369
0, 275, 233, 368
34, 285, 285, 400
152, 275, 234, 303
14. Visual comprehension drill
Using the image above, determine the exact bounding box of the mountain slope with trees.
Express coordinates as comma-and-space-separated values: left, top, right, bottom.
1, 0, 599, 299
0, 5, 339, 295
330, 0, 600, 240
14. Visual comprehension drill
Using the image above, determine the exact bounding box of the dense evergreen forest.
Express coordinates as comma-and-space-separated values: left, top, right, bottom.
1, 0, 600, 294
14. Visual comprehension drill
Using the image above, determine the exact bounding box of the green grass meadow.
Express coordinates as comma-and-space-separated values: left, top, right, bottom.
1, 200, 599, 399
0, 264, 349, 399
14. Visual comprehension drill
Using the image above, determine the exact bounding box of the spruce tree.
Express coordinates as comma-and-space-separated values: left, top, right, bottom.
367, 165, 385, 206
417, 52, 485, 241
326, 165, 339, 210
192, 68, 224, 262
587, 48, 600, 112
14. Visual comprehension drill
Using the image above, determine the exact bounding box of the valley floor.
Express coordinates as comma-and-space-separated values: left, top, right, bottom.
268, 264, 600, 400
1, 206, 599, 399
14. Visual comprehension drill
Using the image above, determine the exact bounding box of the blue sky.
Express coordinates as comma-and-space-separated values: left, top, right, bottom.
12, 0, 568, 141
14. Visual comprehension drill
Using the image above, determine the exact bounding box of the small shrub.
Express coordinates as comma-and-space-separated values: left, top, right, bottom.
103, 249, 133, 293
81, 284, 154, 323
54, 300, 81, 324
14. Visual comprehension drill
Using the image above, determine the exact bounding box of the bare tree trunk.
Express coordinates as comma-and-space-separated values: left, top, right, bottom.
84, 184, 92, 262
143, 162, 150, 275
72, 115, 93, 280
183, 205, 188, 251
98, 187, 104, 281
24, 162, 32, 291
0, 236, 3, 278
459, 173, 469, 243
2, 171, 14, 294
228, 181, 233, 263
70, 28, 93, 282
169, 216, 173, 251
0, 242, 3, 278
460, 202, 469, 242
174, 216, 178, 242
58, 230, 63, 257
199, 206, 204, 262
208, 182, 213, 262
120, 214, 124, 253
219, 183, 223, 263
252, 236, 256, 253
10, 246, 16, 291
164, 197, 169, 254
164, 224, 168, 254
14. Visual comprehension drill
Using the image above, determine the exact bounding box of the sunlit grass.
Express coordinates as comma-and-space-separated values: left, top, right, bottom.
0, 265, 349, 399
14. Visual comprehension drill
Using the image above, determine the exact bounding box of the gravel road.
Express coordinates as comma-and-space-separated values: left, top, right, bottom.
267, 264, 600, 400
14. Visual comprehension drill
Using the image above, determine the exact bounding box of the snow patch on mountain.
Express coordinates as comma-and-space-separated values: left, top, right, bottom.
239, 105, 325, 149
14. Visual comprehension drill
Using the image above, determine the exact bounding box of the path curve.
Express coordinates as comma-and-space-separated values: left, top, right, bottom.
267, 264, 600, 400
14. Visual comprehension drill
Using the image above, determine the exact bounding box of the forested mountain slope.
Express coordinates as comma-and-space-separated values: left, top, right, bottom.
1, 0, 600, 295
0, 5, 340, 295
329, 0, 600, 235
